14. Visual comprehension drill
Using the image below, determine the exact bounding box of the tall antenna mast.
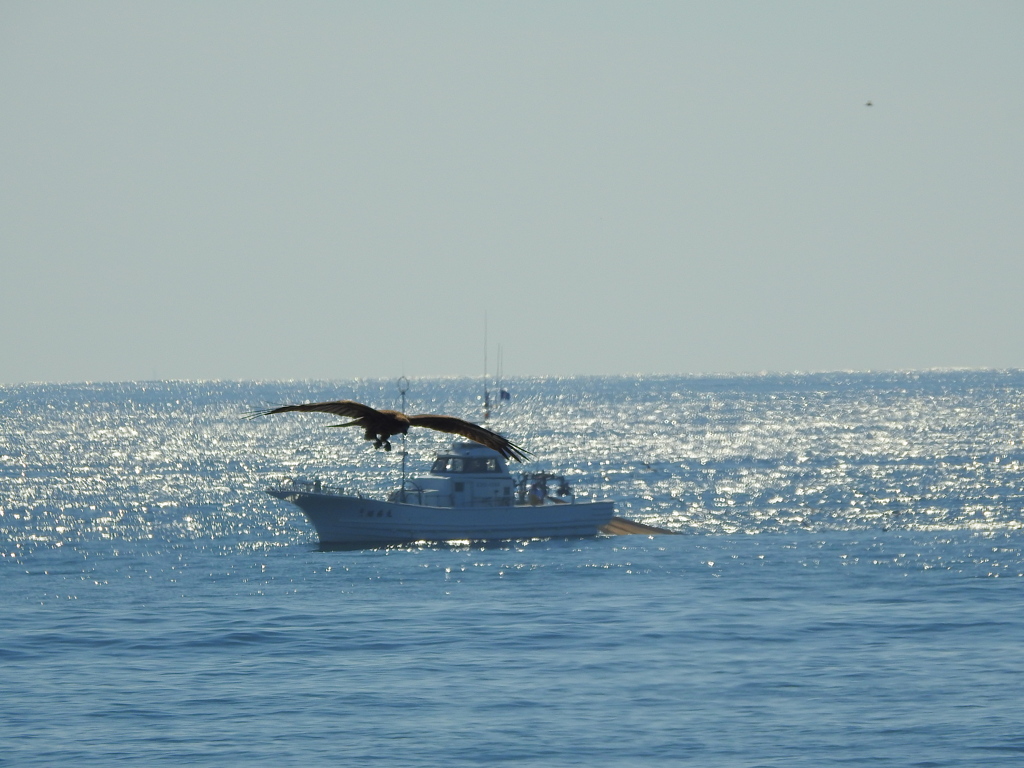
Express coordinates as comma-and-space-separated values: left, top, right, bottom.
483, 313, 490, 420
497, 343, 503, 401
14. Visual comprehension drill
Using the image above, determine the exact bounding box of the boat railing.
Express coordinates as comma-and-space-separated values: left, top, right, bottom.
515, 472, 575, 505
391, 481, 459, 507
394, 480, 428, 505
388, 480, 517, 508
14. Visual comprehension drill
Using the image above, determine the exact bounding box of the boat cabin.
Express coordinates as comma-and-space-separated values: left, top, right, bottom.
391, 442, 515, 508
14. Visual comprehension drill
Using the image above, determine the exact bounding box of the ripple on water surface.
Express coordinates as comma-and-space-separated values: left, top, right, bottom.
3, 373, 1024, 553
2, 374, 1023, 766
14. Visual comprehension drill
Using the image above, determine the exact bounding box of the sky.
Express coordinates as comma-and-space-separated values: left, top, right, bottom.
2, 1, 1023, 384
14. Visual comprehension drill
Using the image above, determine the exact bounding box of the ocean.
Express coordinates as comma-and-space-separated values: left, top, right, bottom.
2, 372, 1022, 766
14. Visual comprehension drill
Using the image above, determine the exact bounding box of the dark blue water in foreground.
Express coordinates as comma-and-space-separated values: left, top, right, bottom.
2, 373, 1023, 766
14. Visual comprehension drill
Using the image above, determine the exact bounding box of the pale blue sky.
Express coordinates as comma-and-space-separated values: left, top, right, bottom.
2, 1, 1022, 383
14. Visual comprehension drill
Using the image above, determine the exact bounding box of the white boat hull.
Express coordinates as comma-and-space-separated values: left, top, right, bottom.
268, 488, 617, 545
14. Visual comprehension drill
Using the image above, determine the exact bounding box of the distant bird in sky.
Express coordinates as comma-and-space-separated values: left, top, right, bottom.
247, 400, 532, 462
865, 101, 873, 106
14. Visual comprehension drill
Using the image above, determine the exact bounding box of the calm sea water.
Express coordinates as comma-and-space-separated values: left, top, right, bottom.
2, 373, 1023, 766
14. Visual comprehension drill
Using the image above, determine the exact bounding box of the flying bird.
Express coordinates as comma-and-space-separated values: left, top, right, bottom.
247, 399, 532, 462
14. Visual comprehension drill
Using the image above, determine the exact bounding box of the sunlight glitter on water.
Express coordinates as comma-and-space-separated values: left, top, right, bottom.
2, 373, 1024, 555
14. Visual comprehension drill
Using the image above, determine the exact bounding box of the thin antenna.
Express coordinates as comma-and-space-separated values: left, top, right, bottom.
497, 344, 503, 401
483, 313, 490, 420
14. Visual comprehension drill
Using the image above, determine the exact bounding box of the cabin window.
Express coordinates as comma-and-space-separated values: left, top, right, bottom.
431, 456, 500, 474
463, 458, 500, 473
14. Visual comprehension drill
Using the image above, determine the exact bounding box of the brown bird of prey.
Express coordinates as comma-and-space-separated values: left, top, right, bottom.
247, 399, 531, 462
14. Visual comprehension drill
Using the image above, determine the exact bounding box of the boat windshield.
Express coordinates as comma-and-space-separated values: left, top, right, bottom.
431, 456, 501, 474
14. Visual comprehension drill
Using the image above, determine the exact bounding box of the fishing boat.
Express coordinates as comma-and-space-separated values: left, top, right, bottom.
268, 441, 621, 546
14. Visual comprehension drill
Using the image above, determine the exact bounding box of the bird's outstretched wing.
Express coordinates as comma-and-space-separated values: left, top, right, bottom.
407, 414, 532, 462
245, 400, 381, 420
